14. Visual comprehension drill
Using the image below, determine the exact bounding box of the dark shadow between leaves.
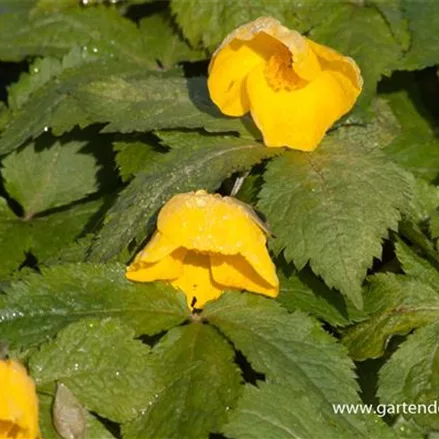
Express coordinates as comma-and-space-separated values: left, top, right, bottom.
235, 349, 265, 386
125, 0, 169, 24
137, 329, 168, 348
209, 433, 230, 439
90, 411, 121, 439
0, 60, 27, 103
137, 318, 192, 348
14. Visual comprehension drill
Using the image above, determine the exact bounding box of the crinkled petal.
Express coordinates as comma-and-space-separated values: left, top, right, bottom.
208, 32, 278, 116
126, 248, 186, 282
208, 17, 322, 116
210, 254, 278, 297
0, 360, 39, 439
306, 39, 363, 91
157, 191, 267, 256
133, 231, 179, 264
240, 245, 279, 290
232, 17, 321, 82
246, 62, 361, 151
171, 252, 223, 309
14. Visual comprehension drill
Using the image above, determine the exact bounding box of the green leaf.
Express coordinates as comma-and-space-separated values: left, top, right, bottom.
0, 6, 152, 65
378, 321, 439, 430
139, 13, 205, 69
368, 0, 410, 49
0, 198, 102, 279
0, 60, 142, 156
310, 3, 402, 118
124, 323, 241, 439
401, 0, 439, 70
395, 240, 439, 289
114, 140, 165, 183
0, 101, 10, 131
2, 139, 99, 217
399, 219, 438, 265
0, 66, 250, 156
431, 211, 439, 240
88, 133, 278, 262
342, 273, 439, 360
7, 46, 96, 111
224, 380, 395, 439
0, 198, 29, 278
278, 269, 366, 327
30, 318, 156, 423
33, 0, 78, 13
39, 393, 116, 439
332, 98, 400, 151
0, 0, 36, 13
171, 0, 293, 50
407, 177, 439, 224
204, 292, 393, 439
392, 417, 425, 439
27, 201, 104, 263
73, 75, 249, 135
383, 77, 439, 182
258, 136, 411, 309
0, 263, 188, 349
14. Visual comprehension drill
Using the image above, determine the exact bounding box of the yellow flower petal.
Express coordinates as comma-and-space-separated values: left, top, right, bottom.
133, 231, 179, 264
126, 248, 186, 282
210, 254, 278, 297
306, 39, 363, 91
0, 360, 39, 439
207, 16, 363, 151
171, 251, 223, 308
157, 190, 267, 257
240, 244, 279, 290
208, 32, 281, 116
126, 190, 279, 308
246, 62, 360, 150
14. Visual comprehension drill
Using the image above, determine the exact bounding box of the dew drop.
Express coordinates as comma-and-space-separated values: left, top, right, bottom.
115, 371, 120, 376
32, 67, 39, 74
81, 0, 89, 4
43, 126, 49, 133
92, 47, 99, 53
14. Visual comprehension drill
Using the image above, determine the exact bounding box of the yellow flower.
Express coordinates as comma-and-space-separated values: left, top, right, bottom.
0, 359, 40, 439
208, 17, 363, 151
126, 190, 278, 308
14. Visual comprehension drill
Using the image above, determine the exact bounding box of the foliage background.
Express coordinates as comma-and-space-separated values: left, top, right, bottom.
0, 0, 438, 438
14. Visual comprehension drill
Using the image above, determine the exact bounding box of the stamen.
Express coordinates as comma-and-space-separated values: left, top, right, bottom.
264, 46, 306, 91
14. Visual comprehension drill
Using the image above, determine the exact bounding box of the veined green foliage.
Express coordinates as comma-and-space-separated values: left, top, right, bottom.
0, 1, 438, 437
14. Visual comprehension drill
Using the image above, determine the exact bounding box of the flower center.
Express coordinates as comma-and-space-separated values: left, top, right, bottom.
264, 45, 307, 91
